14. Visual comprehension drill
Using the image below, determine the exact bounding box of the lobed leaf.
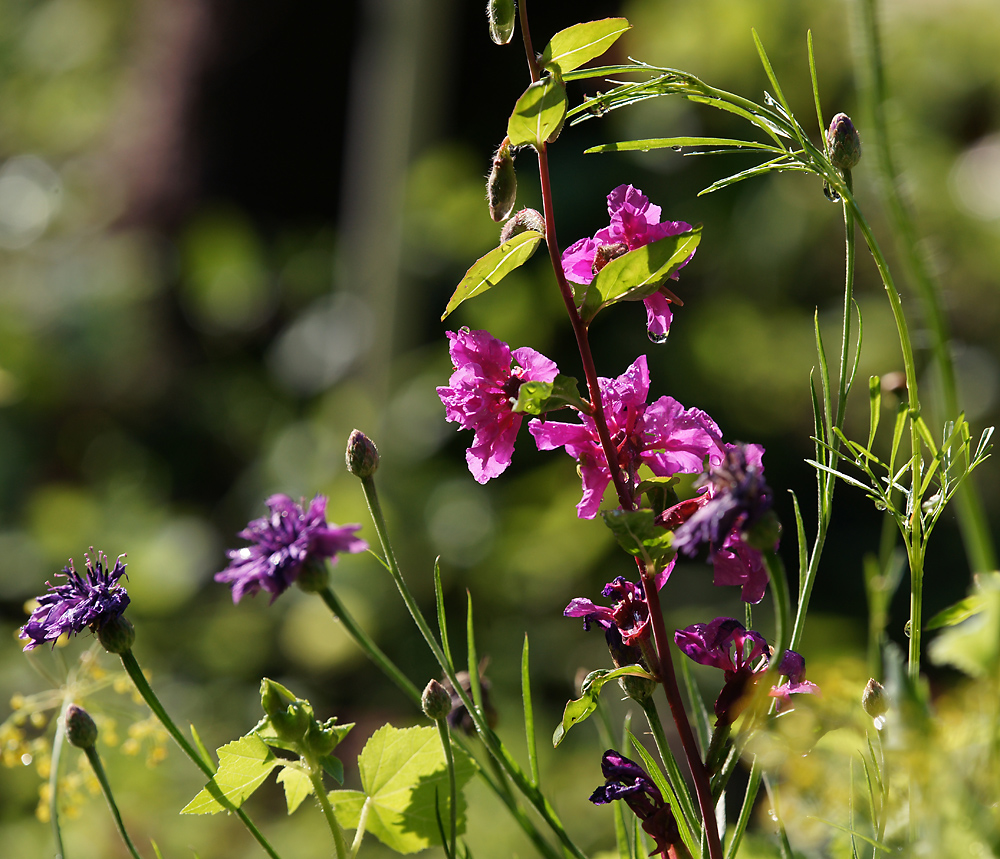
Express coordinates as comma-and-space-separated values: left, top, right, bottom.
540, 18, 631, 74
441, 231, 543, 320
276, 766, 313, 814
181, 734, 280, 815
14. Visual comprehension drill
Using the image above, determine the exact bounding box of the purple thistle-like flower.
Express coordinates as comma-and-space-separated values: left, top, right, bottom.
674, 617, 818, 722
216, 494, 367, 603
529, 355, 723, 519
590, 750, 680, 857
20, 550, 130, 651
437, 328, 558, 484
562, 185, 694, 340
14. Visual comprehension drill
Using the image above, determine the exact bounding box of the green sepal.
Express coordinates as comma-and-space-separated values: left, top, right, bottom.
552, 666, 655, 747
319, 753, 345, 785
601, 508, 675, 568
578, 227, 702, 325
511, 374, 590, 416
441, 231, 543, 320
507, 74, 567, 148
539, 18, 631, 74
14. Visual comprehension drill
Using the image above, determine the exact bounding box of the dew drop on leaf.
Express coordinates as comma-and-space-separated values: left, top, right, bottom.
903, 620, 912, 638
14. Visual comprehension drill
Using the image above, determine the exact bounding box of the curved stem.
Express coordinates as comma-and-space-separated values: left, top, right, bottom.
118, 650, 282, 859
84, 745, 144, 859
310, 766, 348, 859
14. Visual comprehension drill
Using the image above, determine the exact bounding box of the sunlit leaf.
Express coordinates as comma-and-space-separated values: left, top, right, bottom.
552, 666, 654, 747
441, 230, 543, 320
586, 137, 781, 155
181, 734, 280, 815
511, 374, 589, 415
601, 508, 674, 566
540, 18, 631, 74
925, 595, 987, 630
276, 766, 314, 814
507, 76, 567, 147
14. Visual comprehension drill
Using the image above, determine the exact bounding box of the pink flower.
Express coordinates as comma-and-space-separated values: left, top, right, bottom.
437, 328, 558, 483
561, 185, 693, 340
528, 355, 723, 518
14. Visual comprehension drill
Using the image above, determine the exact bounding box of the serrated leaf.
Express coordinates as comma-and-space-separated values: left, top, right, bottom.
552, 666, 654, 747
507, 76, 567, 147
540, 18, 631, 74
511, 374, 589, 415
601, 508, 674, 565
276, 765, 314, 814
441, 231, 542, 320
329, 725, 475, 854
580, 227, 701, 325
181, 734, 280, 815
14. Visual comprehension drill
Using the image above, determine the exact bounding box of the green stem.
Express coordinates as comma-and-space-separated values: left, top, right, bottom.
435, 719, 458, 858
50, 699, 68, 859
349, 797, 372, 859
357, 474, 588, 859
316, 585, 422, 707
639, 698, 700, 840
310, 766, 348, 859
83, 745, 144, 859
118, 649, 282, 859
726, 760, 760, 859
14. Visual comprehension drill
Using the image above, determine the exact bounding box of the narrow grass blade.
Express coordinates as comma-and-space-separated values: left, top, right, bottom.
521, 635, 539, 787
434, 558, 453, 669
807, 30, 825, 138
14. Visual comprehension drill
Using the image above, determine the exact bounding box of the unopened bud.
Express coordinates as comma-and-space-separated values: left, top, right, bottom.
260, 678, 287, 721
827, 112, 862, 171
96, 614, 135, 654
421, 679, 452, 721
500, 208, 545, 243
862, 678, 889, 722
488, 142, 517, 222
65, 704, 98, 749
605, 627, 656, 703
742, 509, 782, 551
487, 0, 516, 46
346, 429, 380, 479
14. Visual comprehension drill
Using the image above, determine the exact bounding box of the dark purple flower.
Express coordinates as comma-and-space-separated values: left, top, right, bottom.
674, 617, 818, 723
20, 551, 130, 651
437, 328, 558, 483
562, 185, 694, 340
590, 750, 679, 857
530, 355, 723, 518
216, 494, 367, 603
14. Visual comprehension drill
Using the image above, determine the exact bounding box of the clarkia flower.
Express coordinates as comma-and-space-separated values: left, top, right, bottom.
562, 184, 693, 340
590, 750, 679, 857
20, 550, 130, 651
674, 617, 818, 723
216, 494, 367, 603
530, 355, 723, 518
437, 327, 558, 483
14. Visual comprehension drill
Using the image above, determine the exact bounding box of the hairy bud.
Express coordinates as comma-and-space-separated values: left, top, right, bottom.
346, 429, 380, 479
65, 704, 98, 749
500, 208, 545, 243
487, 0, 516, 46
862, 678, 889, 724
488, 141, 517, 222
827, 112, 862, 171
96, 614, 135, 654
421, 679, 453, 721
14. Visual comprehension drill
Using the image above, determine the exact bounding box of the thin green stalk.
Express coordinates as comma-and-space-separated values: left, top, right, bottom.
349, 797, 372, 859
357, 474, 588, 859
316, 585, 422, 707
118, 650, 282, 859
310, 766, 348, 859
50, 699, 69, 859
435, 719, 458, 859
725, 759, 760, 859
83, 745, 144, 859
639, 698, 699, 839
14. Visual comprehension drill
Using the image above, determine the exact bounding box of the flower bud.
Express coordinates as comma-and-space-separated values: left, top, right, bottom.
296, 556, 329, 593
500, 208, 545, 243
96, 614, 135, 654
605, 627, 656, 704
65, 704, 98, 749
487, 0, 516, 46
488, 141, 517, 222
742, 509, 782, 551
827, 112, 862, 171
260, 678, 287, 721
421, 679, 452, 721
346, 429, 379, 479
862, 678, 889, 722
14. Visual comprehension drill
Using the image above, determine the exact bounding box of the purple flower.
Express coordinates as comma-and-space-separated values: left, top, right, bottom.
562, 185, 694, 340
590, 750, 679, 857
437, 328, 558, 483
216, 495, 367, 603
674, 617, 818, 723
529, 355, 723, 518
20, 551, 130, 651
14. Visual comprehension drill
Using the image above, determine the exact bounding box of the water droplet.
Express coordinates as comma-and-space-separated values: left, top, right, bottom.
874, 500, 886, 511
768, 809, 778, 822
648, 331, 669, 345
671, 145, 683, 152
903, 620, 912, 638
873, 715, 886, 731
20, 753, 32, 766
823, 181, 842, 203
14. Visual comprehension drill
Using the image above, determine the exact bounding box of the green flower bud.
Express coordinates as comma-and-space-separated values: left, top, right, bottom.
862, 678, 889, 723
96, 614, 135, 654
827, 112, 862, 171
487, 0, 516, 46
346, 429, 379, 479
421, 679, 453, 721
742, 509, 782, 552
65, 704, 98, 749
260, 678, 287, 720
500, 208, 545, 244
296, 556, 329, 594
488, 141, 517, 222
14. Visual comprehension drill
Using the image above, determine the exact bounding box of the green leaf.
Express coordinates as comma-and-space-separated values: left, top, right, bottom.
540, 18, 631, 74
319, 753, 345, 784
868, 375, 881, 451
511, 374, 589, 415
181, 734, 280, 815
601, 508, 674, 567
329, 725, 476, 854
276, 766, 314, 814
441, 231, 543, 320
552, 666, 654, 747
507, 76, 567, 147
580, 227, 701, 324
586, 137, 782, 155
925, 594, 988, 630
521, 635, 539, 787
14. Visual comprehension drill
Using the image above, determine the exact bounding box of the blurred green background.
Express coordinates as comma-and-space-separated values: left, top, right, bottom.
0, 0, 997, 856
